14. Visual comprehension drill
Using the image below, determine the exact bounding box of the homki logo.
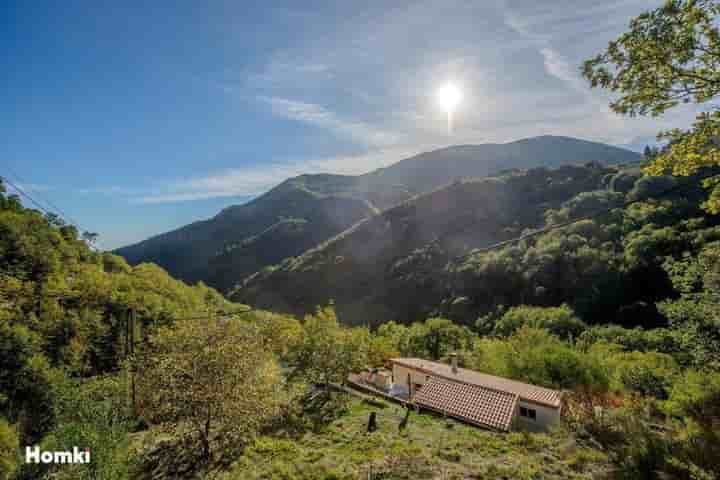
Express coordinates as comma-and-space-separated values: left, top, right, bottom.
25, 446, 91, 464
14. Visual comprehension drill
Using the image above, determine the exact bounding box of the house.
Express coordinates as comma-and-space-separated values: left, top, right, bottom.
389, 356, 562, 432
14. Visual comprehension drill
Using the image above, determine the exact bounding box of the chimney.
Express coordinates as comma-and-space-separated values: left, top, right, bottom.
450, 353, 458, 374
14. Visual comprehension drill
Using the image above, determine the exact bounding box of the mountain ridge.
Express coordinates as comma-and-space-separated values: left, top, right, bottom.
114, 135, 640, 290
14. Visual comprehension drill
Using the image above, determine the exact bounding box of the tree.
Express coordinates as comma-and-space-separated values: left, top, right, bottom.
240, 310, 303, 360
0, 419, 18, 480
81, 231, 99, 246
494, 304, 587, 340
288, 305, 368, 389
136, 317, 282, 460
583, 0, 720, 213
0, 322, 58, 442
663, 369, 720, 477
405, 318, 474, 360
473, 328, 609, 392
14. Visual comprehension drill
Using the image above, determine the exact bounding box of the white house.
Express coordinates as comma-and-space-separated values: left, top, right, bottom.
389, 356, 562, 432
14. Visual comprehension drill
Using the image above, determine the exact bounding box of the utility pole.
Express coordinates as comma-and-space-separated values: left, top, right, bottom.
125, 308, 137, 414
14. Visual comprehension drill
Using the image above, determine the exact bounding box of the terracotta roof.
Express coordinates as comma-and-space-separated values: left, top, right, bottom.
413, 377, 518, 431
390, 357, 561, 408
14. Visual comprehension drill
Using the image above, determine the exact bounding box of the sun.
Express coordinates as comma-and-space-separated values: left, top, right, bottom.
437, 83, 462, 113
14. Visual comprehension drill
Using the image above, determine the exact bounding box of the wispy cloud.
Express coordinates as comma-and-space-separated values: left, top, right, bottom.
133, 145, 427, 204
243, 59, 332, 89
539, 47, 586, 93
77, 186, 139, 196
259, 96, 402, 147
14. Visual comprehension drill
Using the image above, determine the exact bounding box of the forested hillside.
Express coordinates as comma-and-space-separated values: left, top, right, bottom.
235, 163, 717, 329
0, 181, 242, 478
116, 136, 639, 292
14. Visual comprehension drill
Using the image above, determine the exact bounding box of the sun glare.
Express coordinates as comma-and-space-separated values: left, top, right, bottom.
437, 83, 462, 134
437, 83, 462, 113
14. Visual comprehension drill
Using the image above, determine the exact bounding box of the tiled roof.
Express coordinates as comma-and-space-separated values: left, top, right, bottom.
413, 377, 518, 431
390, 358, 561, 408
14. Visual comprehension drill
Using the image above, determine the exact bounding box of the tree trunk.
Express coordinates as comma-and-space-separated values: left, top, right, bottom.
202, 410, 211, 461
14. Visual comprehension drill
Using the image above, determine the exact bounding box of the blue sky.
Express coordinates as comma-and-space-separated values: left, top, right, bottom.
1, 1, 701, 249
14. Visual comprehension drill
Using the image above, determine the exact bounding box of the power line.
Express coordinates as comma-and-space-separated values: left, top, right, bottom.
3, 167, 83, 230
2, 174, 101, 250
1, 175, 54, 216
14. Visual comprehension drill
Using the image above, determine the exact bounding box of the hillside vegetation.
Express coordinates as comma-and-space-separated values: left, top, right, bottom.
0, 181, 241, 478
2, 166, 720, 480
116, 136, 639, 292
234, 163, 716, 328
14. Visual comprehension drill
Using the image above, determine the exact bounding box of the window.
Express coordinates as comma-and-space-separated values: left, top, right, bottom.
519, 407, 537, 421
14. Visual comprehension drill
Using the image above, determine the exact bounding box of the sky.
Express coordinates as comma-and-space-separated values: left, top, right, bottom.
1, 0, 704, 249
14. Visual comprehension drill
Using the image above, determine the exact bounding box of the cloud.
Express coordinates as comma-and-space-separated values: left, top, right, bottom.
133, 145, 427, 204
258, 96, 402, 147
539, 47, 586, 93
77, 186, 138, 196
243, 59, 332, 90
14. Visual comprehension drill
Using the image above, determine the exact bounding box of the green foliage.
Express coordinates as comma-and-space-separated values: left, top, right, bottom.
406, 318, 474, 360
22, 374, 134, 480
0, 321, 58, 442
494, 305, 587, 340
612, 351, 679, 399
238, 162, 630, 325
665, 369, 720, 426
0, 179, 240, 450
0, 420, 18, 480
239, 309, 303, 360
472, 328, 609, 391
583, 0, 720, 116
288, 305, 369, 387
584, 0, 720, 212
373, 318, 474, 361
136, 317, 283, 460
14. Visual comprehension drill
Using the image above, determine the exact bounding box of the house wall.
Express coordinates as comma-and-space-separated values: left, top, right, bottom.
391, 364, 431, 396
514, 400, 560, 432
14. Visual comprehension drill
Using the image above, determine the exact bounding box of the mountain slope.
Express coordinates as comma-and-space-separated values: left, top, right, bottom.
115, 136, 639, 290
232, 163, 618, 324
115, 184, 374, 286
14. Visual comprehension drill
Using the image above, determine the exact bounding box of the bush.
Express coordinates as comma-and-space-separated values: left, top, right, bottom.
0, 419, 18, 480
494, 305, 587, 340
472, 327, 609, 391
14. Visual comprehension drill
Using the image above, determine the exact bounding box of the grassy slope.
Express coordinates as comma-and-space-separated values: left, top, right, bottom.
221, 398, 608, 479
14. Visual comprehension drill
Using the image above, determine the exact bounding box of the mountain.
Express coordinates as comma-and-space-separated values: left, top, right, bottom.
115, 182, 375, 287
115, 136, 640, 291
359, 135, 640, 193
231, 163, 620, 324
